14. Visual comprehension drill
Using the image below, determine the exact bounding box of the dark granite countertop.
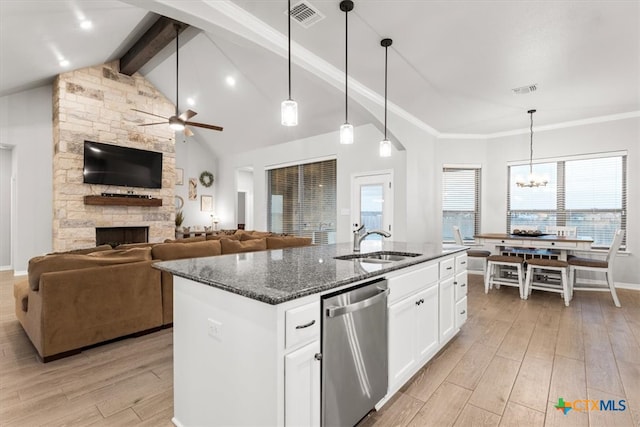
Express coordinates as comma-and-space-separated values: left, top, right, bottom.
154, 241, 467, 305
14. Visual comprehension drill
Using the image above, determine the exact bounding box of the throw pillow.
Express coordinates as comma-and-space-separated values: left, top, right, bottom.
220, 238, 267, 254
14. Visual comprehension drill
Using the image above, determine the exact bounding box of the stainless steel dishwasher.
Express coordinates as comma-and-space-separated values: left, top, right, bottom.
321, 278, 389, 427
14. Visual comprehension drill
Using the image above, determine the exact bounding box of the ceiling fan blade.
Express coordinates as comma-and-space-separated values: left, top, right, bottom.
179, 109, 197, 121
132, 109, 169, 120
184, 126, 194, 137
186, 121, 223, 132
138, 122, 167, 126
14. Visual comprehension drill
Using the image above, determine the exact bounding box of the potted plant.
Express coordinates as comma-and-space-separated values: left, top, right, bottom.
175, 210, 184, 230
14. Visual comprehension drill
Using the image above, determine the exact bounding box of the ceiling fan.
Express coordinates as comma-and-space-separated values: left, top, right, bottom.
133, 24, 223, 137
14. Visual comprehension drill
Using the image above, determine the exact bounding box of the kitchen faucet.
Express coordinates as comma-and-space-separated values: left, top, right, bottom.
353, 224, 391, 252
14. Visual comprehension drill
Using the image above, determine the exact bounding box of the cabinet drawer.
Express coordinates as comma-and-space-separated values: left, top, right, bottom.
455, 254, 468, 273
455, 297, 467, 328
531, 240, 577, 249
439, 257, 455, 280
286, 301, 320, 349
455, 271, 468, 301
388, 263, 438, 305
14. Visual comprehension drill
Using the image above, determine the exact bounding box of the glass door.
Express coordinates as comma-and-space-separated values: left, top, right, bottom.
352, 172, 393, 239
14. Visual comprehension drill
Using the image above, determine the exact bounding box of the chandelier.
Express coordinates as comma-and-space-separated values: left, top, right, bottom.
516, 109, 548, 188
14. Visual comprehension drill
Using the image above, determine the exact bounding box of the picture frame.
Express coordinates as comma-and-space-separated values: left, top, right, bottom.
175, 168, 184, 186
188, 178, 197, 200
201, 195, 213, 212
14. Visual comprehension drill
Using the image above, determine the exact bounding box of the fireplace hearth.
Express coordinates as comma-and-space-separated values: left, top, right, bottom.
96, 226, 149, 248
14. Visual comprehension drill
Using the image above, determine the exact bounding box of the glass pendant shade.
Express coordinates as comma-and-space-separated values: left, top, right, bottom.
281, 99, 298, 126
379, 139, 392, 157
340, 123, 354, 144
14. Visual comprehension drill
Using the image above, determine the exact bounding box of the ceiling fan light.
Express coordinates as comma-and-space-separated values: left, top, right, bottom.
281, 99, 298, 126
340, 123, 354, 144
379, 139, 392, 157
169, 116, 185, 131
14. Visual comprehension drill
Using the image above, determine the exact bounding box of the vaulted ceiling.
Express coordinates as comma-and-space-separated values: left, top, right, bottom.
1, 0, 638, 156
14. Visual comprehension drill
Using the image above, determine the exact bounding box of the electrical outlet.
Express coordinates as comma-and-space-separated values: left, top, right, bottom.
207, 318, 222, 339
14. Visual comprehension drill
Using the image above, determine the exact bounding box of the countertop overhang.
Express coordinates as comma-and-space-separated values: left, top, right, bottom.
154, 241, 467, 305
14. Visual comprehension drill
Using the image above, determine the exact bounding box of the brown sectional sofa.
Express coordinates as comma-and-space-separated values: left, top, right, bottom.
13, 230, 312, 362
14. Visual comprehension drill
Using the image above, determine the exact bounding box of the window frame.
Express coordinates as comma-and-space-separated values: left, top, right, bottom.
507, 152, 627, 249
442, 165, 482, 243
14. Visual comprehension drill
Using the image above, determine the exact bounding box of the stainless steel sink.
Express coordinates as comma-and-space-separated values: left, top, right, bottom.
334, 251, 421, 263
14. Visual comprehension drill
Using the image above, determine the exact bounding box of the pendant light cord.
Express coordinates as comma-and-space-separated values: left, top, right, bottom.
288, 0, 292, 101
384, 44, 388, 140
529, 110, 534, 174
345, 6, 348, 123
175, 25, 180, 115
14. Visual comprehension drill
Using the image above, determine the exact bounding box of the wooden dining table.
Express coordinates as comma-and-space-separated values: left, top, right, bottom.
474, 233, 594, 261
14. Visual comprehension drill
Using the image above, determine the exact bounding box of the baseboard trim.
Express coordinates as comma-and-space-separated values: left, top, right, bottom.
0, 265, 12, 271
573, 277, 639, 291
13, 270, 27, 276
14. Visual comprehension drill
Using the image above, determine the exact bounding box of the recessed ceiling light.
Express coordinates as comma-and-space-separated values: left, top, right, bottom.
80, 20, 93, 30
225, 76, 236, 87
59, 59, 70, 67
186, 97, 195, 106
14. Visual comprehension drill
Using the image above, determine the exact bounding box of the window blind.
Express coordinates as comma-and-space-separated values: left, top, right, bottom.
442, 167, 481, 242
508, 154, 626, 248
267, 159, 336, 240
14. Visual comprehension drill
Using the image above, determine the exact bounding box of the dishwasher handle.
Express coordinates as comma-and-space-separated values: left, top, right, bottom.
326, 288, 389, 318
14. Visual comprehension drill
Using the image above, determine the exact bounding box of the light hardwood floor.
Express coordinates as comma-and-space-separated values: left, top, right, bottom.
1, 271, 639, 426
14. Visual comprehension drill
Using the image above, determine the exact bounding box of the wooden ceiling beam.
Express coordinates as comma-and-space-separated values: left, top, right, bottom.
119, 16, 189, 76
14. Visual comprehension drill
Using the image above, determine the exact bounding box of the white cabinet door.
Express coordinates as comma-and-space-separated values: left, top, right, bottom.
455, 271, 468, 301
439, 276, 456, 342
388, 294, 417, 390
415, 284, 439, 361
285, 340, 320, 427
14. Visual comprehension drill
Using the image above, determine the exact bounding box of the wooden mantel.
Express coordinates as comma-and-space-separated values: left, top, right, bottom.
84, 195, 162, 207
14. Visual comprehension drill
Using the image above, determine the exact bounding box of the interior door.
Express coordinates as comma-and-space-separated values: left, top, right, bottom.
351, 172, 393, 237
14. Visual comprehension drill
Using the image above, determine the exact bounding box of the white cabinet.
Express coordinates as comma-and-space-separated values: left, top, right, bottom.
388, 263, 440, 393
284, 301, 321, 426
285, 340, 320, 427
439, 276, 455, 342
454, 254, 468, 329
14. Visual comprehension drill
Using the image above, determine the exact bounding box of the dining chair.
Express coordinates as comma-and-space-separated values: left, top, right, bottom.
485, 255, 526, 298
568, 229, 625, 307
545, 226, 577, 237
452, 226, 491, 275
523, 258, 571, 306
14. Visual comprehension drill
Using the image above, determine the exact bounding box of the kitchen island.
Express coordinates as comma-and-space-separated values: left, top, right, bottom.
155, 241, 468, 427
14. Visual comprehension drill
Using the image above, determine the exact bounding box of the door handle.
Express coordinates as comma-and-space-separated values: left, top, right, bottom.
314, 353, 323, 361
327, 288, 390, 317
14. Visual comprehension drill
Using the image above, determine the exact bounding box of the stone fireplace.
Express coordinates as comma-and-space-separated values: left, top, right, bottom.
51, 61, 176, 252
96, 226, 149, 247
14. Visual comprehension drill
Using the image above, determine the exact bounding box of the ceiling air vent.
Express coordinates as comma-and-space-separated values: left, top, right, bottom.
512, 83, 538, 95
288, 1, 325, 28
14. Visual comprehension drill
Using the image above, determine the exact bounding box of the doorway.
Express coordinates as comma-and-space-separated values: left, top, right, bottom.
351, 171, 394, 239
0, 147, 13, 269
236, 167, 254, 230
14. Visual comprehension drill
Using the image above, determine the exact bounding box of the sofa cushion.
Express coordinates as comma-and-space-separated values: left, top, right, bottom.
152, 240, 222, 261
220, 238, 267, 254
239, 233, 264, 241
206, 234, 240, 241
28, 248, 152, 291
116, 242, 157, 250
163, 236, 206, 244
48, 244, 113, 256
266, 236, 313, 250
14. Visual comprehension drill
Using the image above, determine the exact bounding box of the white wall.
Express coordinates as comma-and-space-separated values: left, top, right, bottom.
216, 124, 407, 243
0, 148, 12, 268
0, 85, 53, 274
174, 137, 218, 229
437, 117, 640, 286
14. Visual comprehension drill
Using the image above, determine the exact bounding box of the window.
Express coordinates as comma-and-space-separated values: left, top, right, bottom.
442, 166, 481, 242
508, 153, 626, 248
267, 159, 336, 240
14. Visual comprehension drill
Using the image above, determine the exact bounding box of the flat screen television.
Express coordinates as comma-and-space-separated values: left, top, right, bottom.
83, 141, 162, 189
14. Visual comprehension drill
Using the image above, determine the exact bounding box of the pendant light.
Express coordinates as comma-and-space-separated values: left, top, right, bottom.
379, 38, 392, 157
516, 109, 548, 187
339, 0, 354, 144
281, 0, 298, 126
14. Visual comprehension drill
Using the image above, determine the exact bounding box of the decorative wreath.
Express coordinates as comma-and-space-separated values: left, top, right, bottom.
199, 171, 214, 187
